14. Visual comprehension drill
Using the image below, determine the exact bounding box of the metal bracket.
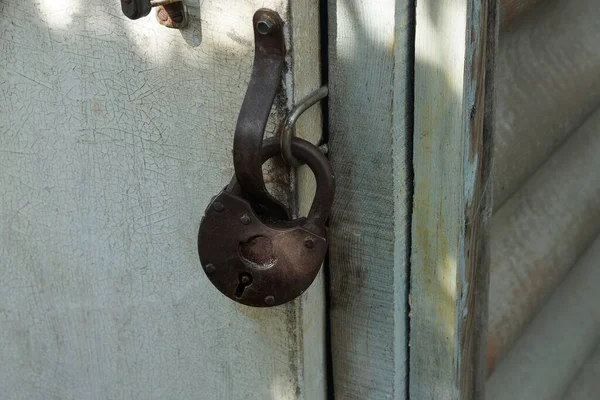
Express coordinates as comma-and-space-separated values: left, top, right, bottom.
155, 2, 188, 29
232, 9, 289, 221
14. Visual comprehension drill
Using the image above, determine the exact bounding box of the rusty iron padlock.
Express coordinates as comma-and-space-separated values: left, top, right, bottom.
197, 9, 334, 307
198, 137, 334, 307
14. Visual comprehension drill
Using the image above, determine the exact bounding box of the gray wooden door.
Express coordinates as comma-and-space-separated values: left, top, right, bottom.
0, 1, 325, 399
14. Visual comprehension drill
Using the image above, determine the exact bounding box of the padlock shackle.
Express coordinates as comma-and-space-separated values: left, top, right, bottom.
260, 137, 334, 235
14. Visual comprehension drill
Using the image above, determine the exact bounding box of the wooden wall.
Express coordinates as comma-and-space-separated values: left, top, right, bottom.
327, 0, 412, 397
410, 0, 497, 398
486, 0, 600, 398
327, 0, 499, 398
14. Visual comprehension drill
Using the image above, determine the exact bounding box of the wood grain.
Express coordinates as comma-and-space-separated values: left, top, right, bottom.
0, 0, 324, 398
486, 106, 600, 375
410, 0, 497, 398
327, 0, 412, 398
487, 236, 600, 400
493, 0, 600, 208
562, 342, 600, 400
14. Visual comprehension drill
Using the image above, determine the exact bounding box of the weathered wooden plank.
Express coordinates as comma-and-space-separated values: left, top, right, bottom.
327, 0, 412, 398
493, 0, 600, 208
289, 1, 327, 398
410, 0, 497, 398
486, 106, 600, 375
0, 0, 324, 398
562, 342, 600, 400
487, 236, 600, 400
499, 0, 545, 28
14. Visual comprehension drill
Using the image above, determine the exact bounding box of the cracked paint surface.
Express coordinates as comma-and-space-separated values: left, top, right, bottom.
0, 1, 309, 399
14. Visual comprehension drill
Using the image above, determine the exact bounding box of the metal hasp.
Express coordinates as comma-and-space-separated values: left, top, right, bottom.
120, 0, 188, 28
232, 9, 289, 221
197, 9, 335, 307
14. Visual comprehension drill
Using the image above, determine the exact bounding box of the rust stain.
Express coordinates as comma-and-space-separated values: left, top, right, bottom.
510, 277, 531, 306
486, 335, 498, 376
500, 0, 517, 27
386, 34, 395, 57
468, 9, 487, 162
532, 261, 552, 280
500, 0, 545, 28
91, 100, 101, 114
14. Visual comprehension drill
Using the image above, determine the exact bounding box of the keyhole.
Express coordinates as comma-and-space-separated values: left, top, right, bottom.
234, 273, 253, 299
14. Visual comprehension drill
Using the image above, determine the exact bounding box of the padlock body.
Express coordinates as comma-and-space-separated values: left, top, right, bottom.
198, 189, 327, 307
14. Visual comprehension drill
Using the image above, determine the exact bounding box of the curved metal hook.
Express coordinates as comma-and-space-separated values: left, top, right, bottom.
232, 9, 290, 221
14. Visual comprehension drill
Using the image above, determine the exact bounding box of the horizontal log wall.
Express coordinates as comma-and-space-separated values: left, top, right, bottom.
486, 106, 600, 373
487, 236, 600, 400
563, 343, 600, 400
493, 0, 600, 208
487, 0, 600, 394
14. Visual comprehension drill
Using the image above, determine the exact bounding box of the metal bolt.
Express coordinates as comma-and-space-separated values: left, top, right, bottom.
205, 264, 216, 274
240, 214, 251, 225
212, 202, 224, 212
304, 238, 315, 249
264, 295, 275, 306
256, 17, 275, 35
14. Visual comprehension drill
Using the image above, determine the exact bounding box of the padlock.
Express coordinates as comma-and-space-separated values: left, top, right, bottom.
198, 137, 334, 307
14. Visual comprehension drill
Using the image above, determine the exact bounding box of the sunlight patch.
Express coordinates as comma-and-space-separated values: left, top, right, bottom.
37, 0, 81, 29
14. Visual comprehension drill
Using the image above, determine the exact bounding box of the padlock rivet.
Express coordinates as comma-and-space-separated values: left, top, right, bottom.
205, 264, 216, 274
304, 238, 315, 249
264, 295, 275, 306
240, 214, 251, 225
212, 202, 225, 212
